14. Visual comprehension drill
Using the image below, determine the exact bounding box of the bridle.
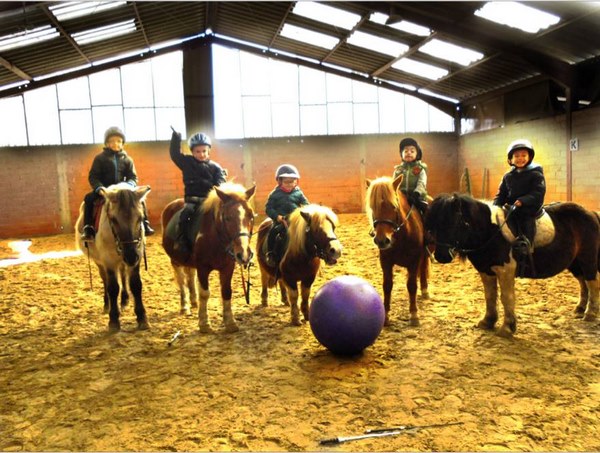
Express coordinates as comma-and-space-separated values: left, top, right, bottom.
106, 208, 148, 270
369, 204, 414, 237
218, 200, 254, 260
304, 217, 338, 260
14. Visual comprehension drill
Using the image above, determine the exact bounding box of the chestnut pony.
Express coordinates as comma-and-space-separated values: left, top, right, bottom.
75, 183, 151, 332
365, 176, 430, 327
162, 182, 256, 333
256, 204, 342, 326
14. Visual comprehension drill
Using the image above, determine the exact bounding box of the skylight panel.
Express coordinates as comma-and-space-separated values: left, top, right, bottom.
49, 1, 127, 21
419, 39, 484, 66
392, 58, 448, 80
280, 24, 339, 50
347, 31, 408, 57
0, 25, 59, 52
474, 2, 560, 34
369, 13, 431, 37
293, 2, 361, 30
72, 19, 136, 46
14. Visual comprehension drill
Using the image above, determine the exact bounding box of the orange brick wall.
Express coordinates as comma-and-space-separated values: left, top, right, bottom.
459, 106, 600, 211
0, 132, 457, 238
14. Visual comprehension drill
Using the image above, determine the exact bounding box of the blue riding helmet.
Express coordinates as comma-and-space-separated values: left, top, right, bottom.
188, 132, 212, 149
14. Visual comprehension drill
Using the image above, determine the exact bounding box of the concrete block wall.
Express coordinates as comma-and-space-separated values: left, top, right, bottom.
459, 106, 600, 211
0, 132, 457, 238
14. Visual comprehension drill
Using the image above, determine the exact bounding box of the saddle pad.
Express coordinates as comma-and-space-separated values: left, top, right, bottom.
165, 207, 204, 244
493, 205, 555, 247
93, 199, 104, 231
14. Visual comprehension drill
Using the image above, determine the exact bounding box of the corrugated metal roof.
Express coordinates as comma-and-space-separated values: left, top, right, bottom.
1, 1, 599, 113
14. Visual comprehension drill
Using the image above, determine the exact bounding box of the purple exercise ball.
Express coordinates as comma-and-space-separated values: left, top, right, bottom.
309, 275, 385, 355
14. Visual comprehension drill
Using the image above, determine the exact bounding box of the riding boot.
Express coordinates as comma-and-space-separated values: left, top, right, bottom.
81, 198, 96, 241
142, 201, 155, 236
175, 212, 193, 259
265, 228, 277, 267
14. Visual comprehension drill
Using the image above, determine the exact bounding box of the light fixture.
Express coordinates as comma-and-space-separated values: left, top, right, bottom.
280, 24, 339, 50
392, 58, 448, 80
474, 2, 560, 34
419, 39, 484, 66
0, 25, 59, 52
72, 19, 136, 45
49, 1, 127, 21
293, 2, 361, 30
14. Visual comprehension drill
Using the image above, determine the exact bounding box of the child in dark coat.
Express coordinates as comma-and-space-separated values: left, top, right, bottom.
81, 126, 154, 240
265, 164, 309, 266
169, 129, 227, 258
493, 139, 546, 254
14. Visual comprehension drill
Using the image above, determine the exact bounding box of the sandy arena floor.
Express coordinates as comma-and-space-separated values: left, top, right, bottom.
0, 213, 599, 451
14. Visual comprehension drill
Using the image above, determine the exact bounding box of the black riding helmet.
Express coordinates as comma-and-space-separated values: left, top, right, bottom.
399, 137, 423, 161
506, 139, 534, 165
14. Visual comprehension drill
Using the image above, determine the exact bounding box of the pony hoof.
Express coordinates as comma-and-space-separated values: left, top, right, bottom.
180, 307, 191, 316
477, 319, 495, 330
582, 312, 597, 322
291, 319, 302, 326
108, 323, 120, 333
199, 324, 214, 334
409, 318, 420, 327
384, 317, 390, 327
420, 292, 430, 300
224, 323, 240, 333
137, 321, 150, 330
495, 325, 514, 338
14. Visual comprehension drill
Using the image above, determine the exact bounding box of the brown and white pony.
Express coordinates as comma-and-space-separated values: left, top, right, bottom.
365, 176, 430, 327
76, 183, 151, 332
256, 204, 342, 325
161, 182, 256, 333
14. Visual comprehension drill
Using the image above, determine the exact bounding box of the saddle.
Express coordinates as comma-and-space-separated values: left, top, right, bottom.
165, 206, 204, 244
261, 222, 289, 266
496, 206, 555, 248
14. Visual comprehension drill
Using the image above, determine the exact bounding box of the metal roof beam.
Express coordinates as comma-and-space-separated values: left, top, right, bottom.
41, 4, 91, 64
0, 56, 32, 81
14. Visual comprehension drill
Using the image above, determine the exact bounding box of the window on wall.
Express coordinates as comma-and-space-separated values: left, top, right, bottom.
212, 43, 454, 139
0, 51, 186, 147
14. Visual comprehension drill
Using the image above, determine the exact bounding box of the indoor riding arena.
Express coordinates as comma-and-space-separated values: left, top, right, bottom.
1, 2, 599, 452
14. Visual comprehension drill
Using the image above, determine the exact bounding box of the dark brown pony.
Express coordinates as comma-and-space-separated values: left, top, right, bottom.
75, 183, 151, 332
256, 204, 342, 325
162, 182, 256, 333
426, 193, 600, 337
365, 176, 430, 327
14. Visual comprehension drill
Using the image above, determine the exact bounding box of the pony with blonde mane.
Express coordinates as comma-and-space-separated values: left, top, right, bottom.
256, 204, 342, 325
75, 183, 151, 332
161, 182, 256, 333
365, 175, 430, 326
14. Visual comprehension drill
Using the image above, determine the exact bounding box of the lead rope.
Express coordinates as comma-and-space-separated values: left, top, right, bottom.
239, 261, 252, 304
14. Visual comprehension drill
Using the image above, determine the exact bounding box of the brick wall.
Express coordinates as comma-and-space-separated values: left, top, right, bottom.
459, 106, 600, 210
0, 132, 457, 238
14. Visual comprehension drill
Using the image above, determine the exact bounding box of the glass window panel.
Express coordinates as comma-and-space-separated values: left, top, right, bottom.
353, 103, 379, 134
300, 105, 327, 136
92, 106, 124, 143
327, 103, 353, 135
125, 108, 156, 141
429, 105, 454, 132
89, 68, 122, 106
0, 96, 27, 146
379, 89, 406, 133
299, 67, 326, 104
57, 77, 90, 109
326, 73, 352, 102
24, 86, 61, 145
352, 80, 378, 103
121, 61, 153, 107
60, 109, 93, 144
240, 52, 270, 95
152, 51, 184, 107
270, 59, 298, 103
272, 103, 300, 137
213, 44, 244, 139
155, 107, 186, 140
242, 96, 272, 138
404, 95, 430, 132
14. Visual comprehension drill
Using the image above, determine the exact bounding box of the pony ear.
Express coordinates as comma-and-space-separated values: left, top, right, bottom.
215, 187, 232, 203
135, 185, 151, 202
300, 210, 312, 226
245, 184, 256, 200
392, 174, 404, 191
366, 179, 372, 189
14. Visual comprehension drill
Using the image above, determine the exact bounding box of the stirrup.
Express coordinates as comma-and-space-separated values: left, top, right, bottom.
512, 236, 532, 258
144, 221, 155, 236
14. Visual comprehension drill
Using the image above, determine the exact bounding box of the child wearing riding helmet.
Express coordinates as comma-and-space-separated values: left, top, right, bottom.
81, 126, 154, 240
264, 164, 309, 266
169, 128, 227, 258
493, 139, 546, 255
392, 137, 429, 215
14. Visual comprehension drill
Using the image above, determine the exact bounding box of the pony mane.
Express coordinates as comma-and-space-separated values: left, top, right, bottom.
104, 185, 141, 217
287, 204, 338, 257
202, 182, 249, 220
366, 176, 400, 224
